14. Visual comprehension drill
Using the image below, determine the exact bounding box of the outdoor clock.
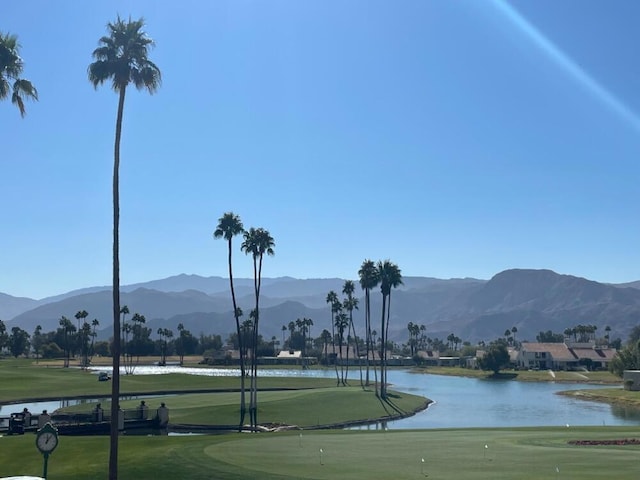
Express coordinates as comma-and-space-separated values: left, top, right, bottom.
36, 422, 59, 454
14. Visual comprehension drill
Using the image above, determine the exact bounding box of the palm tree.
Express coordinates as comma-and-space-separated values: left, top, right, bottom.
214, 212, 246, 430
0, 32, 38, 117
304, 317, 314, 358
358, 259, 379, 389
119, 305, 130, 365
32, 325, 43, 363
325, 291, 340, 379
342, 280, 359, 385
75, 310, 89, 367
156, 328, 164, 363
447, 333, 456, 351
88, 17, 161, 479
335, 312, 349, 385
320, 329, 332, 365
288, 321, 296, 347
241, 226, 275, 429
377, 260, 402, 399
58, 316, 75, 368
89, 319, 100, 364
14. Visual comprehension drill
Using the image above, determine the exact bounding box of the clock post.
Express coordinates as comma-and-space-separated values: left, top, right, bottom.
35, 422, 59, 479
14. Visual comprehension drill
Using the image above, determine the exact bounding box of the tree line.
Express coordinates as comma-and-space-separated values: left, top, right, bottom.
0, 314, 215, 367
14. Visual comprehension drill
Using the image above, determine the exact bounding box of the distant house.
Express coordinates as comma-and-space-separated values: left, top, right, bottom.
517, 341, 616, 371
260, 350, 318, 366
276, 350, 302, 360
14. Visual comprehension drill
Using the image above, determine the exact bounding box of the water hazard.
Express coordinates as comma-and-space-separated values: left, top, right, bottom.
2, 366, 638, 429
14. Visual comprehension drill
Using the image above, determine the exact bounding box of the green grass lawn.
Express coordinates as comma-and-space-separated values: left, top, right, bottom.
0, 358, 338, 403
2, 359, 640, 478
2, 427, 640, 479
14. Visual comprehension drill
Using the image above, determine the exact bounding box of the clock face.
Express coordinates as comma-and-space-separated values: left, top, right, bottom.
36, 431, 58, 453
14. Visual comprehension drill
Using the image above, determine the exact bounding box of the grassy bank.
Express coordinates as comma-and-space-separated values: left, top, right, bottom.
2, 426, 640, 479
60, 387, 427, 428
415, 366, 621, 384
559, 387, 640, 408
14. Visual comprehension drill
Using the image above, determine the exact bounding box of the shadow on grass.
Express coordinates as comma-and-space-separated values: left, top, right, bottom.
377, 392, 406, 416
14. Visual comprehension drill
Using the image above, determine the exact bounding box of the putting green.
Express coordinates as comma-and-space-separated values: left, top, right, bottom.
2, 427, 640, 479
201, 428, 640, 479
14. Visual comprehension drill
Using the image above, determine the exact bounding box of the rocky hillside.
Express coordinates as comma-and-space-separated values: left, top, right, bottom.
4, 270, 640, 344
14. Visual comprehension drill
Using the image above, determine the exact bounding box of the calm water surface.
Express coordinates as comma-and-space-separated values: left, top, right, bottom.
3, 366, 639, 429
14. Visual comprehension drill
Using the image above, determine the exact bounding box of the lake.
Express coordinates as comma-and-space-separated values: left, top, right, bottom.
3, 366, 638, 429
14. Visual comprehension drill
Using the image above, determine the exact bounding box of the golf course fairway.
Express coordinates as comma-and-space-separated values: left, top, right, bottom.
2, 426, 640, 479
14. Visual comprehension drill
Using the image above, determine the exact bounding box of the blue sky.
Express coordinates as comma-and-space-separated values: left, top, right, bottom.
2, 0, 640, 299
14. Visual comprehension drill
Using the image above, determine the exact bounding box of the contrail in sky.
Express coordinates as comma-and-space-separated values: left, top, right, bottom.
491, 0, 640, 134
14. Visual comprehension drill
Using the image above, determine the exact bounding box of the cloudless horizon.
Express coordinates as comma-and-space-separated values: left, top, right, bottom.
3, 1, 640, 300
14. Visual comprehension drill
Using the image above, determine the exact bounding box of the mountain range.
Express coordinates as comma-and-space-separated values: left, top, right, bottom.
3, 269, 640, 345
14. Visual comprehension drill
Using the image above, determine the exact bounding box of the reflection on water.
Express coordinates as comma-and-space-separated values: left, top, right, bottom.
2, 366, 638, 429
610, 403, 640, 421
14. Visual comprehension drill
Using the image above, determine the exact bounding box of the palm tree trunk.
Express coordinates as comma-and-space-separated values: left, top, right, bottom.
384, 293, 393, 399
227, 238, 246, 431
109, 86, 126, 480
352, 314, 363, 388
331, 312, 340, 386
250, 254, 263, 430
380, 294, 387, 399
345, 315, 352, 385
364, 289, 370, 387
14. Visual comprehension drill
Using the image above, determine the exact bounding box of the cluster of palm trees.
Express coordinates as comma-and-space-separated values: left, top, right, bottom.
406, 322, 427, 356
214, 212, 275, 431
156, 326, 173, 366
503, 326, 518, 346
58, 311, 100, 368
283, 317, 314, 356
325, 280, 361, 386
564, 324, 600, 343
355, 259, 403, 399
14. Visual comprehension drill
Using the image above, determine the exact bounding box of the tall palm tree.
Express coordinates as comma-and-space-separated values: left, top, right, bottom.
74, 310, 89, 367
326, 291, 340, 384
89, 318, 100, 364
335, 312, 349, 385
0, 32, 38, 117
241, 227, 275, 429
358, 259, 379, 388
58, 316, 75, 368
377, 260, 402, 399
88, 16, 161, 480
304, 317, 313, 357
342, 280, 359, 385
321, 329, 332, 365
213, 212, 246, 430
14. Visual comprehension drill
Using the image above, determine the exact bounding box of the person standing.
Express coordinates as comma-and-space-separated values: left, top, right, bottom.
138, 400, 148, 420
156, 402, 169, 428
38, 410, 51, 428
